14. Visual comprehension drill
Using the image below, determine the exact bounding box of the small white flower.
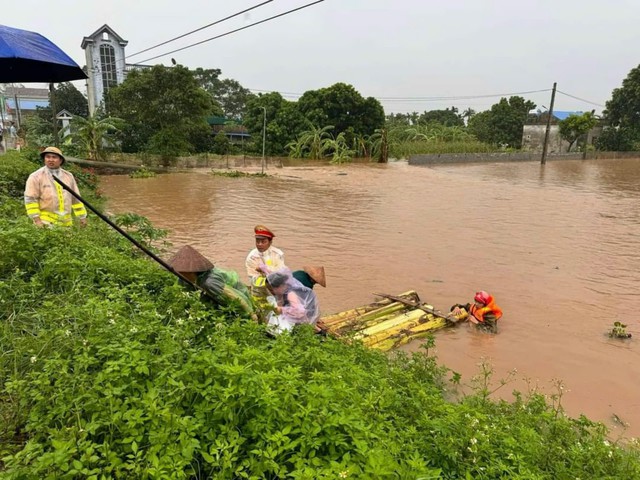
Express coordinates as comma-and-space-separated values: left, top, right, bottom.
30, 356, 37, 363
176, 319, 184, 326
603, 440, 611, 447
130, 326, 138, 333
109, 318, 116, 325
470, 438, 478, 445
65, 330, 72, 337
339, 471, 348, 479
183, 339, 190, 347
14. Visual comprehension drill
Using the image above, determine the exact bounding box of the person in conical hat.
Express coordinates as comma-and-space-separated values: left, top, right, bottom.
245, 224, 286, 298
168, 245, 253, 314
292, 266, 326, 290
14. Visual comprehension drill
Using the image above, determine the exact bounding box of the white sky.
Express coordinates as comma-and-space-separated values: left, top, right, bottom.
3, 0, 639, 115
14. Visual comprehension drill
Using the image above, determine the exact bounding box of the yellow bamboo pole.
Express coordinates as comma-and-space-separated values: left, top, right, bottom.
355, 309, 426, 339
320, 291, 419, 326
328, 302, 409, 333
370, 318, 449, 350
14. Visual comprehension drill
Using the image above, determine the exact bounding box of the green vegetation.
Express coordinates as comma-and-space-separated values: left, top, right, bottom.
210, 170, 268, 178
609, 321, 632, 339
129, 167, 157, 179
2, 150, 640, 478
559, 112, 599, 152
598, 63, 640, 151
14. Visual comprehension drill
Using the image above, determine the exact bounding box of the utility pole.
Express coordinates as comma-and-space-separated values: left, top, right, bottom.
50, 83, 59, 147
541, 82, 557, 165
261, 106, 266, 174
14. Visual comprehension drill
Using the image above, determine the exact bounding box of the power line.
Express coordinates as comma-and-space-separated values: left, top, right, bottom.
556, 90, 605, 108
136, 0, 326, 64
126, 0, 274, 59
247, 87, 552, 102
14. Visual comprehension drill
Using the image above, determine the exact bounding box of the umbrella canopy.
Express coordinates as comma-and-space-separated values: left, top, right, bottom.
0, 24, 87, 83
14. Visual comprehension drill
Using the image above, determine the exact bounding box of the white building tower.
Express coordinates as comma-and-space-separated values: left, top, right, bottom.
81, 25, 128, 115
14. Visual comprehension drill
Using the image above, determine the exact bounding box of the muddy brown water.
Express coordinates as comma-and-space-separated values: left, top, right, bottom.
101, 158, 640, 438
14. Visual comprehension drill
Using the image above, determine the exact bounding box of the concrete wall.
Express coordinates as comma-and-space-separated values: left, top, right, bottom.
522, 125, 567, 153
408, 151, 640, 165
521, 124, 604, 153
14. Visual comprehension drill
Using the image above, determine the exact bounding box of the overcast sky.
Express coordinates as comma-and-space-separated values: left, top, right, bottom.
3, 0, 639, 115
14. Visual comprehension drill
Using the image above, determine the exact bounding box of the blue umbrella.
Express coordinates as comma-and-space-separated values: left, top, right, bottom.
0, 24, 87, 83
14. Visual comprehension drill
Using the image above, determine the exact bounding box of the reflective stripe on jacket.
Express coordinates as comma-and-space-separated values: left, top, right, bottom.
24, 167, 87, 226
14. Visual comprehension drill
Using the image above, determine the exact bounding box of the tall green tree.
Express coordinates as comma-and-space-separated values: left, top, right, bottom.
598, 64, 640, 150
418, 107, 464, 127
558, 112, 598, 151
192, 67, 255, 120
106, 65, 217, 153
468, 96, 535, 148
244, 93, 307, 156
297, 83, 385, 140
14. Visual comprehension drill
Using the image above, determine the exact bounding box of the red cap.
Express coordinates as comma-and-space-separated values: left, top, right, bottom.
254, 224, 274, 239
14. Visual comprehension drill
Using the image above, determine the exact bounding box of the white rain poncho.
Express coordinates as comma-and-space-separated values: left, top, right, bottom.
266, 269, 320, 333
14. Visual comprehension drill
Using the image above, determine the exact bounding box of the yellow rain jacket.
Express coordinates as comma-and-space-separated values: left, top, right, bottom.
24, 167, 87, 226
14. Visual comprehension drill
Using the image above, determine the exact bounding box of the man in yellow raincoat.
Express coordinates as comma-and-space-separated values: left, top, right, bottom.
24, 147, 87, 227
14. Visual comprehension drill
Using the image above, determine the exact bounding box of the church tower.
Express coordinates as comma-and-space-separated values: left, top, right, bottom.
81, 25, 128, 115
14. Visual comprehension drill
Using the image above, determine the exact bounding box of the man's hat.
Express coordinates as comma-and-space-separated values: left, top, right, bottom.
303, 266, 326, 287
40, 146, 65, 164
254, 224, 275, 239
168, 245, 214, 272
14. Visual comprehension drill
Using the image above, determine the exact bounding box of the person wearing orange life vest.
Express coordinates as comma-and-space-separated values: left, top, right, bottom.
245, 225, 286, 298
24, 147, 87, 227
450, 291, 503, 333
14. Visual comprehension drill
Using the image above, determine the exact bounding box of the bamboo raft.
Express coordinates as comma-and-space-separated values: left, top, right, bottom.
318, 290, 456, 351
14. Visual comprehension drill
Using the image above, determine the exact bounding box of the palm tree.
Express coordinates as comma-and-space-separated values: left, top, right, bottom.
462, 108, 476, 126
68, 115, 123, 161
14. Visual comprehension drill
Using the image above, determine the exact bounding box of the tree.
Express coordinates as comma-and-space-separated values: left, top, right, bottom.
558, 112, 598, 151
35, 83, 90, 140
192, 67, 255, 120
244, 93, 308, 156
462, 108, 476, 125
67, 115, 123, 160
468, 96, 535, 148
418, 107, 464, 127
599, 64, 640, 150
107, 65, 216, 153
212, 131, 231, 155
297, 83, 385, 140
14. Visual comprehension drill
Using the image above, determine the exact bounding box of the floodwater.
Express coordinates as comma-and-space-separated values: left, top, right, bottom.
101, 158, 640, 438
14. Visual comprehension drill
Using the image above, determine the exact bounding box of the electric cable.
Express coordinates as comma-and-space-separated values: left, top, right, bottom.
136, 0, 326, 64
556, 90, 605, 108
126, 0, 274, 59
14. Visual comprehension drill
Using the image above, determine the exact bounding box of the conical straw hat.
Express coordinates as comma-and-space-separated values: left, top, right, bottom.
168, 245, 214, 272
303, 266, 326, 287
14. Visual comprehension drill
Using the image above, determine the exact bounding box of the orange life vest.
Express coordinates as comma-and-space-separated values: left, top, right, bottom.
468, 295, 502, 323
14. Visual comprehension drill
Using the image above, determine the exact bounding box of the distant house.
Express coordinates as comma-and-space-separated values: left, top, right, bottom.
207, 116, 251, 143
522, 110, 602, 153
2, 86, 49, 126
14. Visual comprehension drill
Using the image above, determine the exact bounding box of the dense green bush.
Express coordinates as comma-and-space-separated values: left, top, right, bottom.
1, 151, 639, 479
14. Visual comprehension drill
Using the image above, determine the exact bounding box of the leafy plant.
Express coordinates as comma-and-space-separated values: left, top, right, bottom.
129, 167, 157, 179
609, 321, 632, 339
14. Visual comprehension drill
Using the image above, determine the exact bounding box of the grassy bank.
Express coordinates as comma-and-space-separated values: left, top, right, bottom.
1, 150, 639, 479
